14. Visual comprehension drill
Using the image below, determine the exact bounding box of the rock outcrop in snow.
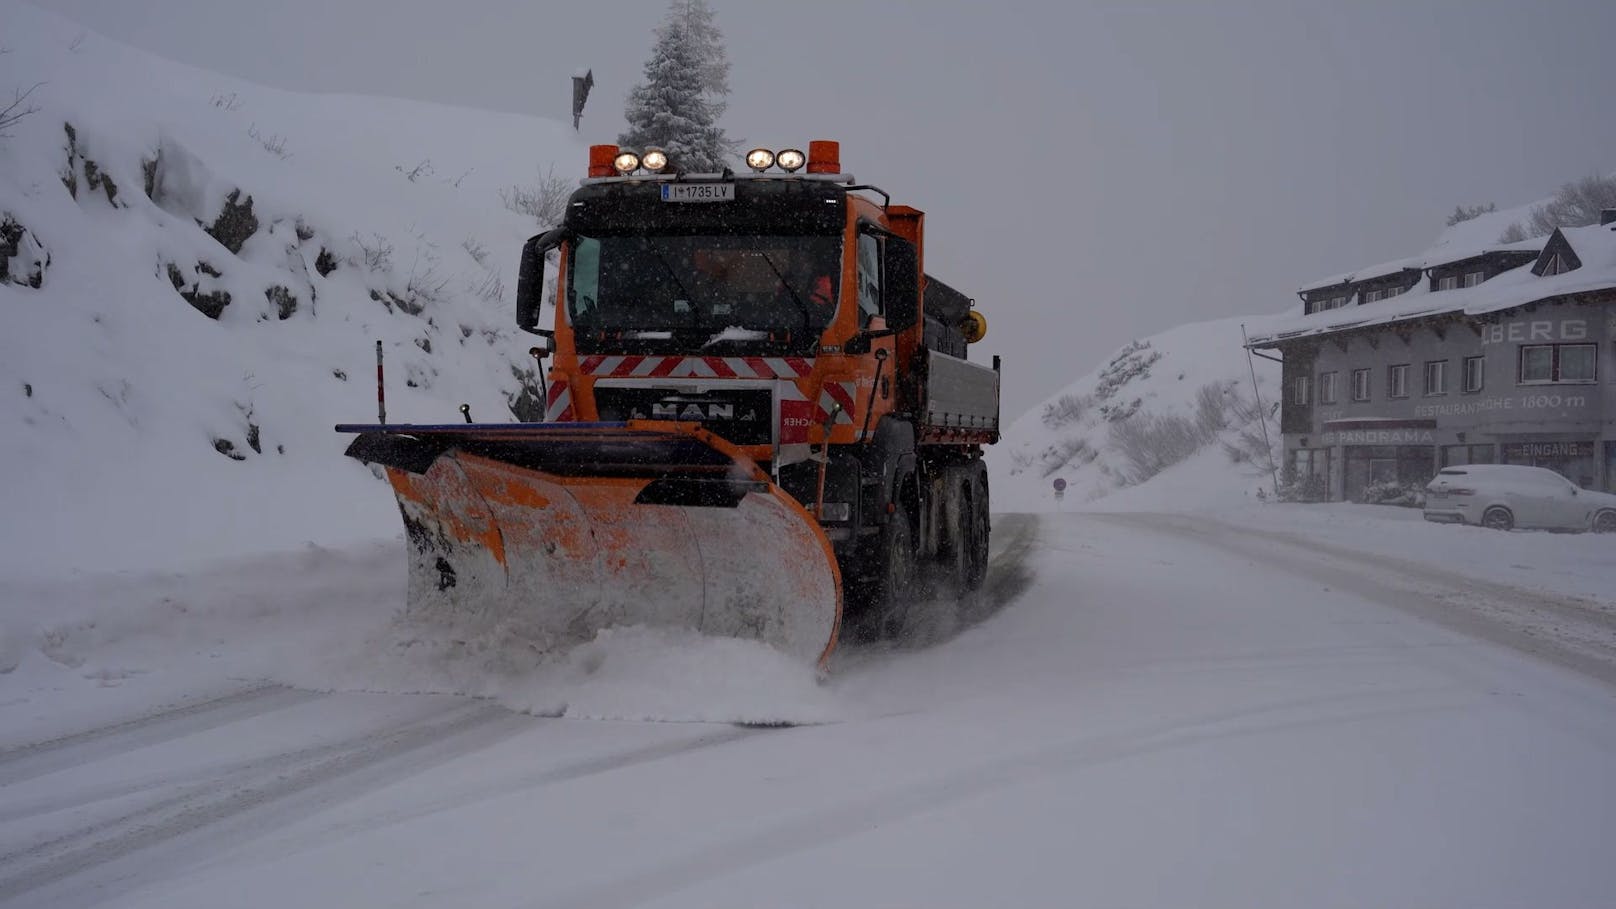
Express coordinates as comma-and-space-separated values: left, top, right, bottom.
0, 3, 582, 576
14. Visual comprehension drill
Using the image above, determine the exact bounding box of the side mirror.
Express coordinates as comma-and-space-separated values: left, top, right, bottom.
845, 315, 896, 355
515, 228, 568, 336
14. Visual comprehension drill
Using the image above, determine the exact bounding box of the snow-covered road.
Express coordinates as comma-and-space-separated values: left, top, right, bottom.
4, 512, 1615, 908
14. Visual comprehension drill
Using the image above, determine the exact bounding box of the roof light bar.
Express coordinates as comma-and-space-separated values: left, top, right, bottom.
776, 148, 806, 172
745, 148, 775, 172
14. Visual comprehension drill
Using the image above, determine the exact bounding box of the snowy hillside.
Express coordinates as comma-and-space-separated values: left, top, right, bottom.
986, 315, 1282, 512
0, 3, 583, 577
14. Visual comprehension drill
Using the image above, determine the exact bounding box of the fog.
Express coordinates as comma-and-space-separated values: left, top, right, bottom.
26, 0, 1616, 414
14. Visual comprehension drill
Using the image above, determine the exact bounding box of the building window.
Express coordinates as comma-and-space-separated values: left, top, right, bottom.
1462, 355, 1484, 393
1319, 371, 1338, 404
1462, 270, 1485, 287
1308, 294, 1353, 314
1436, 275, 1458, 291
1364, 289, 1384, 303
1291, 375, 1311, 405
1351, 368, 1371, 402
1441, 444, 1495, 467
1519, 343, 1597, 384
1541, 253, 1572, 276
1388, 363, 1410, 398
1423, 360, 1447, 396
1385, 285, 1405, 298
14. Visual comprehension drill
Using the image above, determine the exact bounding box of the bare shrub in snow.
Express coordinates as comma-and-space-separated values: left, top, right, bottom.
1497, 222, 1529, 244
349, 232, 393, 273
471, 269, 505, 303
1525, 174, 1616, 236
1098, 397, 1141, 422
405, 263, 448, 309
1193, 381, 1234, 435
1275, 465, 1327, 503
462, 237, 490, 266
247, 124, 290, 159
1445, 202, 1495, 227
1109, 412, 1213, 484
1501, 173, 1616, 240
500, 167, 573, 229
209, 91, 242, 112
1092, 340, 1160, 403
0, 81, 42, 140
1039, 436, 1096, 478
1041, 392, 1089, 428
1360, 479, 1424, 508
396, 159, 434, 182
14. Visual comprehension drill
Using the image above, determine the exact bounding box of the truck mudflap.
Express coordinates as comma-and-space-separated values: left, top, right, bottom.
336, 421, 842, 668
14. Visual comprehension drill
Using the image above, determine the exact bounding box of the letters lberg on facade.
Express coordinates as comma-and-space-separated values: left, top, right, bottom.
1249, 222, 1616, 501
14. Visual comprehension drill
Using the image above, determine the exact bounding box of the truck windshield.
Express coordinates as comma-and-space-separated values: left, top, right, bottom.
567, 234, 841, 344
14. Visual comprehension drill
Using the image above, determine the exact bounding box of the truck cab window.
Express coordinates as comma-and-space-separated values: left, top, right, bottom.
566, 236, 601, 323
857, 232, 883, 326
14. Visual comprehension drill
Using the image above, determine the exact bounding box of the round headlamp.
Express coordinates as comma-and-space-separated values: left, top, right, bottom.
613, 151, 641, 174
641, 148, 669, 173
775, 148, 806, 172
745, 148, 775, 172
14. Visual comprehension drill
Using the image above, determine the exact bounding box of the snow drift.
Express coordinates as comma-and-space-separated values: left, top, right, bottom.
0, 2, 582, 578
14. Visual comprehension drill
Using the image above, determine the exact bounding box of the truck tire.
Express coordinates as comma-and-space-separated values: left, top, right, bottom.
872, 508, 918, 639
938, 475, 974, 598
965, 475, 990, 591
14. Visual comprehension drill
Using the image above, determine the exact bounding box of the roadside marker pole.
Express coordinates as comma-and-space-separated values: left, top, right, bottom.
376, 340, 387, 425
1241, 323, 1279, 495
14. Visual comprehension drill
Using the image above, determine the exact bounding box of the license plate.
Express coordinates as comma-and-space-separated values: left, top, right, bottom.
661, 183, 734, 203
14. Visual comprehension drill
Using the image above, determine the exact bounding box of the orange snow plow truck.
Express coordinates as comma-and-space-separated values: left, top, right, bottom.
338, 141, 999, 668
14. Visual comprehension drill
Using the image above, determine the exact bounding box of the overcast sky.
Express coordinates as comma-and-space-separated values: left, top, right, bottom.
26, 0, 1616, 415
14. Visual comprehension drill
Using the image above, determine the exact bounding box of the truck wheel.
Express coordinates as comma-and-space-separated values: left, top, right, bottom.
873, 509, 918, 639
939, 479, 975, 598
965, 477, 990, 591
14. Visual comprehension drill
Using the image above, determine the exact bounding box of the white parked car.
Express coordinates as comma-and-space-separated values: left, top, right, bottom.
1424, 463, 1616, 533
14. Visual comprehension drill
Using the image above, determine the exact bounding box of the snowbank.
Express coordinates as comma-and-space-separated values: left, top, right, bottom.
0, 2, 583, 578
986, 314, 1281, 512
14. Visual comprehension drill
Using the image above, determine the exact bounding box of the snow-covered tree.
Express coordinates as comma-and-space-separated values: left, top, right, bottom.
618, 0, 732, 173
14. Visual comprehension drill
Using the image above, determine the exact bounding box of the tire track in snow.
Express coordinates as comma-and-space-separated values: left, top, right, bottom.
533, 687, 1467, 909
260, 724, 772, 858
0, 685, 321, 788
0, 697, 531, 908
1092, 512, 1616, 690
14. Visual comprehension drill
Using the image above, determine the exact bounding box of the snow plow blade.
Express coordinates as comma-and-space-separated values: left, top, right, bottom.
336, 421, 841, 667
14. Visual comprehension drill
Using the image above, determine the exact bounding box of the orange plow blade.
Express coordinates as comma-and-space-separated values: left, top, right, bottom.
338, 422, 841, 667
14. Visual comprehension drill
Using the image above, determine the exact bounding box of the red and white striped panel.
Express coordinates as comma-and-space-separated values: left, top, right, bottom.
819, 381, 857, 425
543, 380, 573, 422
577, 355, 814, 380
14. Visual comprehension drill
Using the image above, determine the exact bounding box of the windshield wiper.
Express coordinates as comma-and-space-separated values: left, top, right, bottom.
644, 245, 701, 329
754, 250, 812, 340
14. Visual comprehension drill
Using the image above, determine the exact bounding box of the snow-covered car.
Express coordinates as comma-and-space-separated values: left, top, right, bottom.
1424, 464, 1616, 533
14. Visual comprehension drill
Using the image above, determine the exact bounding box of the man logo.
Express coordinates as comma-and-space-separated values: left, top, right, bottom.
651, 401, 735, 421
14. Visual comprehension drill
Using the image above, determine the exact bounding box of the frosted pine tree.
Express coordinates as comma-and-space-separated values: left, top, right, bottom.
618, 0, 732, 173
